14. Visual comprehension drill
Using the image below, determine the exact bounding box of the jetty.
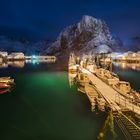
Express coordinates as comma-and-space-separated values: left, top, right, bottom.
68, 53, 140, 139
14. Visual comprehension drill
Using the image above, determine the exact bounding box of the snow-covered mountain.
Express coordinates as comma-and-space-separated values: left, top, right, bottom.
46, 15, 123, 55
0, 15, 124, 55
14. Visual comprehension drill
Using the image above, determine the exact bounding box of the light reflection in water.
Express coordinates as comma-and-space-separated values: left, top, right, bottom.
113, 62, 140, 71
0, 87, 13, 94
0, 59, 56, 68
0, 59, 56, 94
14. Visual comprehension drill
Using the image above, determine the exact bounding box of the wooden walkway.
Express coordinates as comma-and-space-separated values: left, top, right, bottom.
80, 67, 140, 115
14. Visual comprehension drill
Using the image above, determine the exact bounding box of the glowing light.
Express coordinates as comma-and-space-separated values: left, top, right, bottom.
32, 55, 37, 59
132, 53, 136, 57
132, 65, 136, 70
32, 59, 36, 65
122, 56, 126, 60
121, 63, 126, 69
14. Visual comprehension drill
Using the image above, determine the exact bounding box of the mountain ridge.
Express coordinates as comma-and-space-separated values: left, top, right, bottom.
46, 15, 123, 55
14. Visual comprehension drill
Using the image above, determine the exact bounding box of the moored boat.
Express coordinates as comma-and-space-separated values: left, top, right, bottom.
96, 68, 119, 85
0, 83, 11, 89
69, 65, 78, 73
113, 81, 140, 103
0, 77, 11, 79
0, 77, 15, 84
77, 72, 89, 86
0, 77, 15, 94
0, 79, 14, 84
0, 89, 10, 94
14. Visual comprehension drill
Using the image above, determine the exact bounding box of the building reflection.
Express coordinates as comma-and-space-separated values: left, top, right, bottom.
114, 62, 140, 71
0, 59, 56, 68
0, 88, 13, 94
0, 63, 8, 68
8, 61, 25, 68
0, 61, 25, 68
68, 73, 77, 88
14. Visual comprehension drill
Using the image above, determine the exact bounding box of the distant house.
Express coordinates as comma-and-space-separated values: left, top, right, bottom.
0, 57, 3, 63
0, 51, 8, 58
8, 52, 25, 60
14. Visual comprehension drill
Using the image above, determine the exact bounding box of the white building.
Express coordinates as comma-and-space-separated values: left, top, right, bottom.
0, 51, 8, 57
8, 52, 25, 60
0, 57, 3, 63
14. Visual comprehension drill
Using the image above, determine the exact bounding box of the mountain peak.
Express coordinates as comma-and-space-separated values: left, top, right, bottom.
77, 15, 101, 33
81, 15, 98, 23
46, 15, 123, 55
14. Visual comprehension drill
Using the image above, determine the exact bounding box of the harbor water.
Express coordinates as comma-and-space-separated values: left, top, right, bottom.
113, 64, 140, 92
0, 62, 138, 140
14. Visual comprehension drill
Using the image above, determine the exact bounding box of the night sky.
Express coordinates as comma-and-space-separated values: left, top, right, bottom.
0, 0, 140, 41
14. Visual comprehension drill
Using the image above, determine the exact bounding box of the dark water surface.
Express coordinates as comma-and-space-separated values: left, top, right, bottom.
0, 63, 129, 140
113, 65, 140, 92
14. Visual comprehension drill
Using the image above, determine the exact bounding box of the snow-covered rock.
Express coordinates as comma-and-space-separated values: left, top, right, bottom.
46, 15, 123, 55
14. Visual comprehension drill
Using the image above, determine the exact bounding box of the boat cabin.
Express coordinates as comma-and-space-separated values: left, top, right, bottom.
77, 73, 89, 83
117, 81, 131, 93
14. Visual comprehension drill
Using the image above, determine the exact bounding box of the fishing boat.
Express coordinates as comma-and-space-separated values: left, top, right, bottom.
96, 68, 119, 85
113, 81, 140, 103
0, 77, 14, 84
0, 77, 11, 79
87, 64, 98, 74
0, 83, 11, 89
100, 57, 112, 64
77, 72, 89, 86
69, 65, 78, 73
97, 97, 106, 111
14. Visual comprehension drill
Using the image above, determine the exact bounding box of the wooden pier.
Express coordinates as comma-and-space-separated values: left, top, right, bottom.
79, 67, 140, 116
79, 66, 140, 140
68, 53, 140, 139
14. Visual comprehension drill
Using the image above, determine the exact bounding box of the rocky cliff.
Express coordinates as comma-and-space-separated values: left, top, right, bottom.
46, 15, 123, 55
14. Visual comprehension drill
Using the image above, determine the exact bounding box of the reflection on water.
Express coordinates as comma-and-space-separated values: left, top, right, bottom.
68, 73, 77, 88
0, 66, 107, 140
113, 63, 140, 93
25, 59, 56, 64
8, 61, 25, 68
0, 63, 8, 68
0, 59, 56, 68
0, 59, 56, 94
97, 110, 116, 140
114, 62, 140, 71
0, 61, 128, 140
0, 88, 12, 94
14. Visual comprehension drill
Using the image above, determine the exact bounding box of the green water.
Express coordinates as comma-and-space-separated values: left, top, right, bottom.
0, 64, 125, 140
